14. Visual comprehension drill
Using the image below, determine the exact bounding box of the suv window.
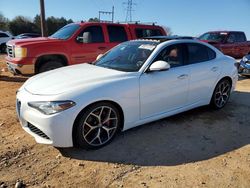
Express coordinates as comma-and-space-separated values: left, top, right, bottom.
136, 28, 163, 38
107, 25, 128, 42
78, 26, 104, 43
154, 44, 183, 67
0, 33, 9, 38
186, 43, 216, 64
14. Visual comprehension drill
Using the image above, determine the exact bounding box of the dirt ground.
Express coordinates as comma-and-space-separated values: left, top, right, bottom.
0, 54, 250, 188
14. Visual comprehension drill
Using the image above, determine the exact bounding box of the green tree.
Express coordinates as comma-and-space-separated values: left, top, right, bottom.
8, 16, 37, 35
0, 12, 9, 31
88, 17, 100, 22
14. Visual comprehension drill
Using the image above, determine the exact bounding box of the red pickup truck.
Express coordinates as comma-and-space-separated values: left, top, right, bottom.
6, 22, 166, 75
199, 31, 250, 59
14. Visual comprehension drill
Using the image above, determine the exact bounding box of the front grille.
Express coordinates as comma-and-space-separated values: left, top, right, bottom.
7, 45, 14, 58
27, 123, 50, 140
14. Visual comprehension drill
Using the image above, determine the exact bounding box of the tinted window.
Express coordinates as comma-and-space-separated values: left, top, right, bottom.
136, 28, 163, 38
78, 26, 104, 43
186, 43, 216, 64
227, 33, 236, 43
154, 44, 183, 67
0, 33, 9, 38
235, 32, 246, 42
107, 26, 127, 42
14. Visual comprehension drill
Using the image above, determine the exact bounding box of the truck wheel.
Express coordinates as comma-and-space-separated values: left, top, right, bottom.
0, 44, 6, 53
38, 61, 64, 73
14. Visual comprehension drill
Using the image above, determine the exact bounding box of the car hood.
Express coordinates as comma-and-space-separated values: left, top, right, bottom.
23, 64, 129, 95
7, 37, 61, 46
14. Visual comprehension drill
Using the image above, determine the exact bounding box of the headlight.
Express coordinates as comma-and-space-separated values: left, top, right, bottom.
242, 56, 249, 62
15, 47, 27, 58
28, 101, 76, 115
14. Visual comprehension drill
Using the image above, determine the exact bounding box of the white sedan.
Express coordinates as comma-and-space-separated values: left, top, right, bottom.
16, 37, 238, 149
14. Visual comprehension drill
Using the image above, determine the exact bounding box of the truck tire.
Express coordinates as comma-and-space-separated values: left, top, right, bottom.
38, 61, 64, 73
0, 44, 7, 53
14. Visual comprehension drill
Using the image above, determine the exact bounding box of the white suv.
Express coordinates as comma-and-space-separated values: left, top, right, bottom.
0, 31, 13, 53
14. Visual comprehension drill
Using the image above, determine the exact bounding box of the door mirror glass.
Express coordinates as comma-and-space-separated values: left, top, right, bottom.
149, 60, 170, 72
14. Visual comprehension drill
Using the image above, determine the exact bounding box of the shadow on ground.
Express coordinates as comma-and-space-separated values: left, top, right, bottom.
60, 91, 250, 166
0, 75, 28, 82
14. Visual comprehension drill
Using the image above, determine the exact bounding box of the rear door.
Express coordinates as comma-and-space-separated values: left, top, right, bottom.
104, 25, 130, 50
184, 43, 221, 104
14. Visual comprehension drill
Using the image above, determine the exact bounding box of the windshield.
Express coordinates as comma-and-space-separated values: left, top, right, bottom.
95, 41, 158, 72
199, 32, 227, 42
50, 24, 80, 40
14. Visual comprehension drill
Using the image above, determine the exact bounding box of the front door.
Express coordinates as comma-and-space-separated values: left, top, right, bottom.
140, 44, 190, 119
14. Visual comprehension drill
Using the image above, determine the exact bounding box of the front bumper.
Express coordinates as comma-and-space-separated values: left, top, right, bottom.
16, 88, 77, 147
6, 61, 34, 75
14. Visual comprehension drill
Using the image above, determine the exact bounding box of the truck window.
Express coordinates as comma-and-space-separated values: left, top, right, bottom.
107, 26, 128, 42
235, 32, 246, 42
135, 29, 163, 38
0, 33, 9, 38
77, 26, 104, 43
227, 33, 236, 43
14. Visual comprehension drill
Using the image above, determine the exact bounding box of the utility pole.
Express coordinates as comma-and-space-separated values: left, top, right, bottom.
98, 6, 114, 23
40, 0, 47, 36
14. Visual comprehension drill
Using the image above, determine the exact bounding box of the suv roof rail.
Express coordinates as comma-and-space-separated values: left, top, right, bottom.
116, 21, 157, 25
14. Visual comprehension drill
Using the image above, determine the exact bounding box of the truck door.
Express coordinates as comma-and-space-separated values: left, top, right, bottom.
71, 25, 108, 64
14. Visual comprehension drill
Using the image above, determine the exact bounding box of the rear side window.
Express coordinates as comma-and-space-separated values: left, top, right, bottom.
78, 26, 104, 43
136, 28, 163, 38
235, 32, 246, 42
0, 33, 9, 37
186, 43, 216, 64
107, 26, 128, 42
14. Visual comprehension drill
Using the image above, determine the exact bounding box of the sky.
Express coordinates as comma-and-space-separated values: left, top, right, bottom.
0, 0, 250, 38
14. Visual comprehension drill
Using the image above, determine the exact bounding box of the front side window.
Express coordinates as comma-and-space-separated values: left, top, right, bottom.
154, 44, 183, 67
107, 26, 127, 42
95, 41, 157, 72
136, 28, 163, 38
50, 24, 80, 40
77, 26, 104, 43
227, 33, 236, 43
186, 43, 215, 64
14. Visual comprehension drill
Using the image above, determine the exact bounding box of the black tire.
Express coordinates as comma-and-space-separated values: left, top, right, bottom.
38, 60, 64, 73
210, 79, 232, 109
74, 102, 121, 149
0, 44, 6, 54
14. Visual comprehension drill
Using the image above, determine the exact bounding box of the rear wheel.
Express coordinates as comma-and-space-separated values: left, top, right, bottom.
74, 102, 121, 149
38, 60, 64, 73
210, 79, 232, 109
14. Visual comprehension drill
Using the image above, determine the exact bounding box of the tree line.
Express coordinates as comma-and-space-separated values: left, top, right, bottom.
0, 12, 73, 36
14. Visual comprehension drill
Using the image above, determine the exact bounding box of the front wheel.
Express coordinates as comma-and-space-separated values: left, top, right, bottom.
210, 79, 232, 109
74, 102, 121, 149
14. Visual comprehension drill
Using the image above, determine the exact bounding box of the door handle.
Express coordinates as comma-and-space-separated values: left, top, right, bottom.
211, 67, 218, 72
177, 74, 188, 79
98, 46, 107, 50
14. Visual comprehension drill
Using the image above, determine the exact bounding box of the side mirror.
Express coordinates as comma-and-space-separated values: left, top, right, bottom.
242, 55, 250, 63
96, 54, 103, 61
149, 60, 170, 72
76, 32, 92, 43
